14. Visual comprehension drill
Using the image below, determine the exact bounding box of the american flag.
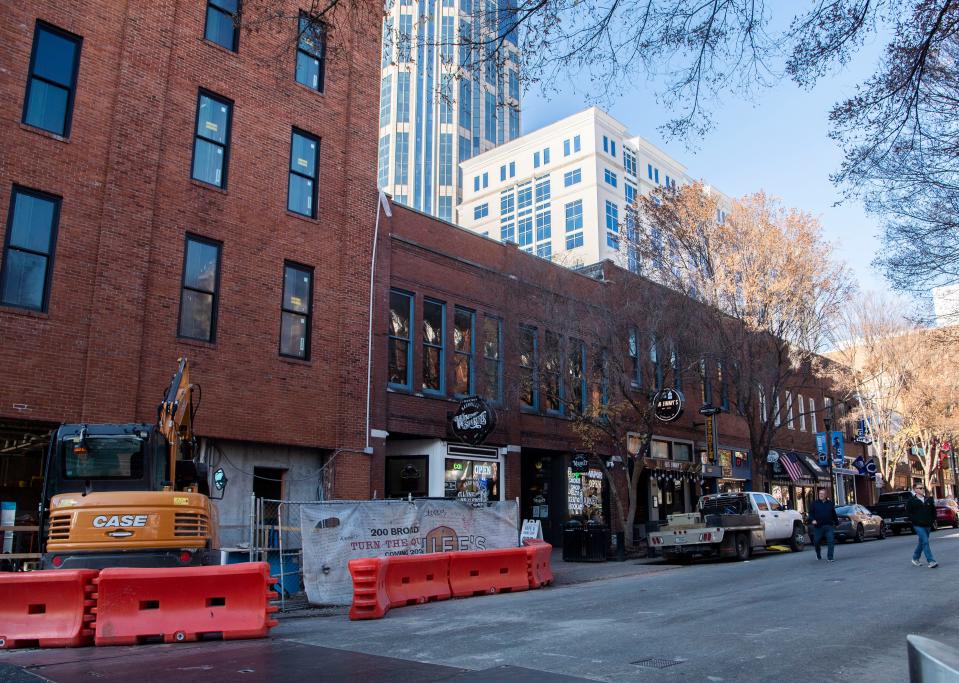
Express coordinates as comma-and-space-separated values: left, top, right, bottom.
780, 453, 805, 481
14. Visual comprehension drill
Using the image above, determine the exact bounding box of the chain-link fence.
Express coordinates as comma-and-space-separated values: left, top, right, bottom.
249, 496, 312, 612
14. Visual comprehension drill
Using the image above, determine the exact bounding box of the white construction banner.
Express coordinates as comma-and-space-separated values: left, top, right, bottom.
300, 499, 519, 605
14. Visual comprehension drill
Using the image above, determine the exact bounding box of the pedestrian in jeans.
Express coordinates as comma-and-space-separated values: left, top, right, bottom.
808, 488, 839, 562
908, 484, 939, 568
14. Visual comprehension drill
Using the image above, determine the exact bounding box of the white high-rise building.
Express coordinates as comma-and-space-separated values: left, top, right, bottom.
458, 107, 728, 271
377, 0, 521, 220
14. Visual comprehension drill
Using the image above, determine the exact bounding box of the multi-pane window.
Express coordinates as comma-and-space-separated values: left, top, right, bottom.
377, 134, 390, 188
604, 169, 617, 187
535, 211, 551, 242
484, 92, 496, 143
482, 316, 502, 403
567, 339, 586, 414
501, 192, 515, 216
809, 397, 817, 432
508, 109, 519, 139
279, 262, 312, 359
388, 290, 413, 389
536, 242, 551, 259
573, 135, 581, 152
192, 91, 232, 188
624, 148, 637, 176
563, 169, 581, 187
534, 151, 540, 169
563, 139, 571, 156
396, 72, 411, 122
517, 215, 533, 247
204, 0, 240, 51
439, 74, 453, 124
786, 392, 795, 429
625, 183, 637, 206
440, 16, 454, 62
459, 78, 472, 126
394, 132, 409, 185
474, 203, 489, 219
439, 133, 453, 186
22, 22, 82, 137
438, 196, 452, 221
1, 187, 60, 311
452, 306, 475, 395
564, 200, 583, 249
519, 326, 538, 410
295, 13, 326, 92
517, 184, 532, 210
543, 331, 562, 414
603, 136, 609, 153
508, 70, 519, 100
534, 179, 550, 204
422, 299, 445, 394
288, 129, 319, 217
605, 200, 618, 235
798, 394, 806, 431
178, 235, 221, 342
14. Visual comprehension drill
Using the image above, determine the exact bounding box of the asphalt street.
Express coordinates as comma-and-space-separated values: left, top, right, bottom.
4, 531, 959, 682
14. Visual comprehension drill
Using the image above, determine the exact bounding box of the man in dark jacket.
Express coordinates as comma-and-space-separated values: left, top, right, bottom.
808, 488, 839, 562
907, 484, 939, 568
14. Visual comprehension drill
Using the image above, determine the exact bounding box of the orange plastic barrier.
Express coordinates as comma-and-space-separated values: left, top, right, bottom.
92, 562, 278, 645
0, 569, 98, 649
523, 539, 555, 588
348, 557, 391, 620
385, 553, 451, 607
448, 548, 529, 598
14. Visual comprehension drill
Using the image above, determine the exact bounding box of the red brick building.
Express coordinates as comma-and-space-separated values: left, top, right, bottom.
369, 201, 861, 545
0, 0, 381, 544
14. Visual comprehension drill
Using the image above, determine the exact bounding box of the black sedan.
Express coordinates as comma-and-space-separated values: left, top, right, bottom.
835, 504, 886, 542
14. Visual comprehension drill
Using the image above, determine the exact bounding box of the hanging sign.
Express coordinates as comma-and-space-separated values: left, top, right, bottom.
653, 388, 685, 422
571, 453, 589, 473
449, 395, 496, 445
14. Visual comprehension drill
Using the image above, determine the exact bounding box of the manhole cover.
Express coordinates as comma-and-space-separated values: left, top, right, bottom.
632, 657, 684, 669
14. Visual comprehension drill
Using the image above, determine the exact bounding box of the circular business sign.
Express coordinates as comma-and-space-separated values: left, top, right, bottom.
652, 388, 685, 423
571, 453, 589, 473
449, 395, 496, 445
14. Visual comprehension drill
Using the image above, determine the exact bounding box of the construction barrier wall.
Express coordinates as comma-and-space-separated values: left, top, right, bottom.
0, 569, 98, 649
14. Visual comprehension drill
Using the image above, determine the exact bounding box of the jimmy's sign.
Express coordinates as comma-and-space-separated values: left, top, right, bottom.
449, 396, 496, 445
653, 388, 685, 423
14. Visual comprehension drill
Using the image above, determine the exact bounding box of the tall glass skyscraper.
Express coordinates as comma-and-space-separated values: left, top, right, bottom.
377, 0, 521, 221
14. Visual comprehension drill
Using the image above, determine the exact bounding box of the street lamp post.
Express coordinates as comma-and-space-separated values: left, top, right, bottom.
824, 415, 834, 500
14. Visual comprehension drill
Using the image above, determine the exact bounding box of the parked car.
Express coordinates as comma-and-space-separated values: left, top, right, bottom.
870, 491, 915, 535
936, 499, 959, 529
834, 504, 886, 542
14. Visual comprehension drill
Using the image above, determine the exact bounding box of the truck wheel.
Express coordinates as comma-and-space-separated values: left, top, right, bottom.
789, 523, 805, 552
854, 524, 864, 543
734, 532, 751, 561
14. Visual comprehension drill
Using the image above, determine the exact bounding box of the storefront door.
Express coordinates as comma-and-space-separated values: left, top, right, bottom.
521, 452, 567, 546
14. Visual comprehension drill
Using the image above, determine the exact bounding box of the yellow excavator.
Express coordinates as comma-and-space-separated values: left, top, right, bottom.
38, 358, 225, 569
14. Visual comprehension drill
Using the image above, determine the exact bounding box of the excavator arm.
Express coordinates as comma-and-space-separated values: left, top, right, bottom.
157, 357, 194, 487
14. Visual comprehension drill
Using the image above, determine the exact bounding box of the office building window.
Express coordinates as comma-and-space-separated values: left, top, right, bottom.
389, 289, 413, 389
1, 187, 60, 311
379, 75, 391, 127
654, 168, 660, 183
396, 72, 410, 122
204, 0, 240, 51
279, 262, 312, 359
508, 109, 519, 138
178, 235, 221, 342
610, 140, 616, 157
381, 16, 393, 67
605, 200, 618, 233
535, 210, 551, 242
501, 192, 515, 216
439, 73, 453, 124
501, 222, 515, 242
563, 168, 581, 187
573, 135, 581, 152
22, 21, 82, 137
563, 139, 571, 156
647, 163, 653, 180
543, 148, 550, 164
439, 133, 453, 186
517, 214, 533, 246
377, 134, 390, 188
452, 306, 475, 395
474, 203, 488, 219
625, 183, 637, 206
535, 178, 550, 204
565, 200, 583, 249
508, 69, 519, 100
624, 148, 637, 176
423, 299, 445, 394
440, 15, 454, 62
535, 242, 551, 259
509, 161, 515, 177
602, 136, 609, 153
519, 325, 538, 410
458, 77, 471, 124
533, 151, 540, 168
484, 92, 496, 142
288, 129, 319, 217
474, 176, 480, 192
398, 14, 413, 62
665, 174, 671, 187
483, 172, 488, 188
438, 196, 452, 221
394, 132, 409, 185
191, 90, 232, 188
604, 169, 617, 187
295, 12, 326, 91
482, 316, 502, 403
500, 165, 507, 181
517, 184, 532, 210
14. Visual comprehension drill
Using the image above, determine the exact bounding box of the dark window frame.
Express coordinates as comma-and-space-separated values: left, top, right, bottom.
452, 305, 475, 397
388, 288, 414, 391
177, 233, 222, 342
279, 260, 313, 360
204, 0, 241, 52
22, 20, 83, 138
422, 297, 446, 395
288, 128, 320, 218
190, 89, 234, 189
519, 325, 539, 412
482, 315, 503, 406
0, 185, 61, 312
296, 11, 327, 93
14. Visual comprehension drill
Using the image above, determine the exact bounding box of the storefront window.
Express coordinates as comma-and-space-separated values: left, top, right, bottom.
567, 467, 604, 522
651, 440, 669, 459
673, 443, 692, 462
386, 456, 428, 498
444, 458, 499, 501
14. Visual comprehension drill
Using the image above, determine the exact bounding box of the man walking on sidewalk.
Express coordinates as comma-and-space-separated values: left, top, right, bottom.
809, 488, 839, 562
908, 484, 939, 568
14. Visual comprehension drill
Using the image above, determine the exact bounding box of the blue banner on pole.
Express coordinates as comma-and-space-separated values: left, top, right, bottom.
816, 432, 828, 466
831, 431, 845, 465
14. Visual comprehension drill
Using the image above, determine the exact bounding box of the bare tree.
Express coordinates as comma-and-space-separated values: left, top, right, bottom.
632, 184, 854, 486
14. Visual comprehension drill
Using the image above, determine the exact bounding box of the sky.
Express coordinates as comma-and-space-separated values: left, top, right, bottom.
520, 35, 893, 296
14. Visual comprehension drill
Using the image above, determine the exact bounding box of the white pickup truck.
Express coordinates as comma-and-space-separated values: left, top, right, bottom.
648, 491, 806, 563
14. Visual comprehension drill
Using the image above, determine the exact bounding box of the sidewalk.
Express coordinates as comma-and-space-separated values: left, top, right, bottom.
549, 547, 679, 586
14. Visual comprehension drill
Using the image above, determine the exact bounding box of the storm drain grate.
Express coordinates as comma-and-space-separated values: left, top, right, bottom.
631, 657, 685, 669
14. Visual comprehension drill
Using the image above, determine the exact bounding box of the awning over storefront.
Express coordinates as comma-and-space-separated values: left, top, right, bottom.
797, 453, 831, 483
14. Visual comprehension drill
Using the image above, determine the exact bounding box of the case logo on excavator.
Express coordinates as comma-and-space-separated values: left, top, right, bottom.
93, 514, 148, 528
